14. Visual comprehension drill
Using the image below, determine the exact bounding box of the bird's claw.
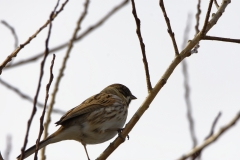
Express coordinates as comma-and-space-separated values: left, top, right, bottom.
117, 128, 129, 141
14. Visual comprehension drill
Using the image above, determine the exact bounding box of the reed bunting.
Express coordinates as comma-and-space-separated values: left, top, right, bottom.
17, 83, 136, 160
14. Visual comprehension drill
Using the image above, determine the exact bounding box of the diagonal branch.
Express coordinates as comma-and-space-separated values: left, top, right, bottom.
0, 0, 69, 75
0, 78, 64, 114
130, 0, 152, 92
96, 1, 231, 159
4, 0, 129, 70
178, 111, 240, 160
159, 0, 179, 56
214, 0, 220, 8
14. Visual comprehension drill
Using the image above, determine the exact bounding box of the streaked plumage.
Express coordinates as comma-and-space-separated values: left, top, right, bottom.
17, 83, 136, 160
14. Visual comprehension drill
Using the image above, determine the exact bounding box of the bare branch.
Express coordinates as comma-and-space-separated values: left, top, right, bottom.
130, 0, 152, 92
206, 112, 222, 139
18, 1, 60, 159
214, 0, 220, 8
97, 1, 231, 159
191, 112, 221, 159
201, 0, 214, 36
178, 111, 240, 160
159, 0, 179, 56
3, 135, 11, 160
35, 54, 55, 160
203, 35, 240, 43
1, 20, 18, 49
34, 1, 59, 159
0, 152, 3, 160
4, 0, 129, 70
0, 78, 64, 114
41, 0, 90, 158
193, 0, 202, 55
181, 13, 198, 148
182, 0, 230, 57
0, 0, 69, 75
195, 0, 201, 35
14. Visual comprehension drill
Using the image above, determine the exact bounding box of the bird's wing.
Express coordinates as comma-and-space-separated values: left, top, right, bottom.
55, 93, 120, 125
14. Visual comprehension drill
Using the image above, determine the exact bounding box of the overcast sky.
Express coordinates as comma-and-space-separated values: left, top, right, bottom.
0, 0, 240, 160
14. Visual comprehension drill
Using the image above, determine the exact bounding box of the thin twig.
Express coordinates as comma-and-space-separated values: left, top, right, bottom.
35, 54, 55, 160
4, 0, 129, 70
0, 152, 3, 160
214, 0, 219, 8
41, 0, 90, 158
0, 78, 64, 114
193, 0, 201, 55
206, 112, 222, 139
203, 35, 240, 43
195, 0, 201, 35
178, 111, 240, 160
3, 135, 11, 160
34, 1, 59, 159
1, 20, 18, 49
159, 0, 179, 56
191, 112, 222, 160
18, 1, 60, 158
0, 0, 69, 75
181, 13, 197, 149
201, 0, 214, 36
97, 1, 231, 159
130, 0, 152, 92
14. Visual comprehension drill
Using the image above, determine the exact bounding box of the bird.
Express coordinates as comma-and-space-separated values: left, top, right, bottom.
17, 83, 136, 160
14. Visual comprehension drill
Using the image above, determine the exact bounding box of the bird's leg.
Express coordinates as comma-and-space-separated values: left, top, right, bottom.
83, 144, 90, 160
117, 128, 129, 141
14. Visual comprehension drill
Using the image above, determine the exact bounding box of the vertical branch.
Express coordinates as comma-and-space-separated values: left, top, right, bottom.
18, 1, 59, 159
130, 0, 152, 92
201, 0, 214, 36
4, 135, 12, 160
181, 13, 198, 149
34, 1, 59, 159
159, 0, 179, 56
41, 0, 90, 159
34, 54, 55, 160
0, 152, 3, 160
195, 0, 201, 34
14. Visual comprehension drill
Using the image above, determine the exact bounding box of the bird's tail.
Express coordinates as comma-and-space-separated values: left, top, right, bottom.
16, 126, 74, 159
16, 137, 52, 160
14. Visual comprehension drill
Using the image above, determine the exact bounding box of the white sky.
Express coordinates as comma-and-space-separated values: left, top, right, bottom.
0, 0, 240, 160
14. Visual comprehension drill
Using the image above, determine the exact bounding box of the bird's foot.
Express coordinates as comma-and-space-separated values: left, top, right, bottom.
117, 128, 129, 141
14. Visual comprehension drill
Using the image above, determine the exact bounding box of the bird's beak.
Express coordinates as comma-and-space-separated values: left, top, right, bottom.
131, 95, 137, 100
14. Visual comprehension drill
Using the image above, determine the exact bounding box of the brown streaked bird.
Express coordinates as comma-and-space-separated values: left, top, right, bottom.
17, 83, 136, 160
